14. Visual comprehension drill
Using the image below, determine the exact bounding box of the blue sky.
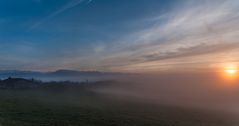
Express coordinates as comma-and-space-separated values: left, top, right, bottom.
0, 0, 239, 72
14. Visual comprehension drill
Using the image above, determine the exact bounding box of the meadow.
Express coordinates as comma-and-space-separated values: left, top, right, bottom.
0, 83, 237, 126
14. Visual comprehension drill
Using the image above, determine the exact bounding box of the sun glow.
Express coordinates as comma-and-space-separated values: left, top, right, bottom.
217, 64, 239, 87
222, 64, 238, 81
224, 64, 238, 75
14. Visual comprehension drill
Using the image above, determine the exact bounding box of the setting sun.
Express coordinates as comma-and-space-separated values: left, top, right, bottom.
224, 65, 238, 75
219, 64, 239, 86
222, 64, 239, 81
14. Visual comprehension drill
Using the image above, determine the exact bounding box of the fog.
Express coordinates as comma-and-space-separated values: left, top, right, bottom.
92, 72, 239, 113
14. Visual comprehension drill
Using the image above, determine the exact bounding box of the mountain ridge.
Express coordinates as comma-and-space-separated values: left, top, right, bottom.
0, 70, 130, 81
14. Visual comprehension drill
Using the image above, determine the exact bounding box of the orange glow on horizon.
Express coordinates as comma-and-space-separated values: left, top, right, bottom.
215, 63, 239, 88
224, 64, 238, 75
221, 64, 238, 84
225, 69, 237, 74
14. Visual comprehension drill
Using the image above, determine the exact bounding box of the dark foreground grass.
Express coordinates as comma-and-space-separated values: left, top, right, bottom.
0, 90, 238, 126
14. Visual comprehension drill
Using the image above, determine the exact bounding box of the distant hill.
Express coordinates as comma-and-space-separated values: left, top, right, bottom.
0, 77, 115, 91
0, 70, 127, 82
48, 69, 122, 76
0, 77, 82, 90
0, 77, 41, 89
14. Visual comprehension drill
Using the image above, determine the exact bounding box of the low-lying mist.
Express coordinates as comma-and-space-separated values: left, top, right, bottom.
1, 72, 239, 125
92, 72, 239, 113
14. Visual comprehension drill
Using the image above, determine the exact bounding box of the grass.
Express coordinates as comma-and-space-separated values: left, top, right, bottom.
0, 89, 237, 126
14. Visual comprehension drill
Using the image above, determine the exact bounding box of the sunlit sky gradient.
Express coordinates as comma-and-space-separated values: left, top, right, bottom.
0, 0, 239, 72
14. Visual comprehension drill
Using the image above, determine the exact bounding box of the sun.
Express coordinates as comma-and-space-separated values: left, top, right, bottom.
220, 64, 239, 86
224, 64, 238, 75
225, 69, 237, 74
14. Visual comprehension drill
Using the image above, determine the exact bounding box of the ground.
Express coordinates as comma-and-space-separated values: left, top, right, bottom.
0, 89, 238, 126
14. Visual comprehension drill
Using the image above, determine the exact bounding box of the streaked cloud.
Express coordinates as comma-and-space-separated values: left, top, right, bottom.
2, 0, 239, 72
88, 0, 239, 72
30, 0, 90, 30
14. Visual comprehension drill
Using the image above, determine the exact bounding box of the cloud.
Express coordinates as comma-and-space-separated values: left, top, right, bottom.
88, 0, 239, 72
140, 42, 239, 62
86, 0, 93, 4
29, 0, 90, 30
20, 0, 239, 72
94, 45, 105, 53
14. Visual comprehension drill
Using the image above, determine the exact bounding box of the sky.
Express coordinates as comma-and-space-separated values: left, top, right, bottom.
0, 0, 239, 72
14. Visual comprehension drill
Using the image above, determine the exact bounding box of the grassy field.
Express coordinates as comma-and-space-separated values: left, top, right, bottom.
0, 89, 238, 126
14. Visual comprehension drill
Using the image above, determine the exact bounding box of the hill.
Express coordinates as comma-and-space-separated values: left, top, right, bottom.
0, 70, 126, 82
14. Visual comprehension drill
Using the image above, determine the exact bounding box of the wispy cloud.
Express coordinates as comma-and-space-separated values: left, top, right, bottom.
29, 0, 90, 30
20, 0, 239, 72
140, 42, 239, 62
87, 0, 239, 72
86, 0, 93, 5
